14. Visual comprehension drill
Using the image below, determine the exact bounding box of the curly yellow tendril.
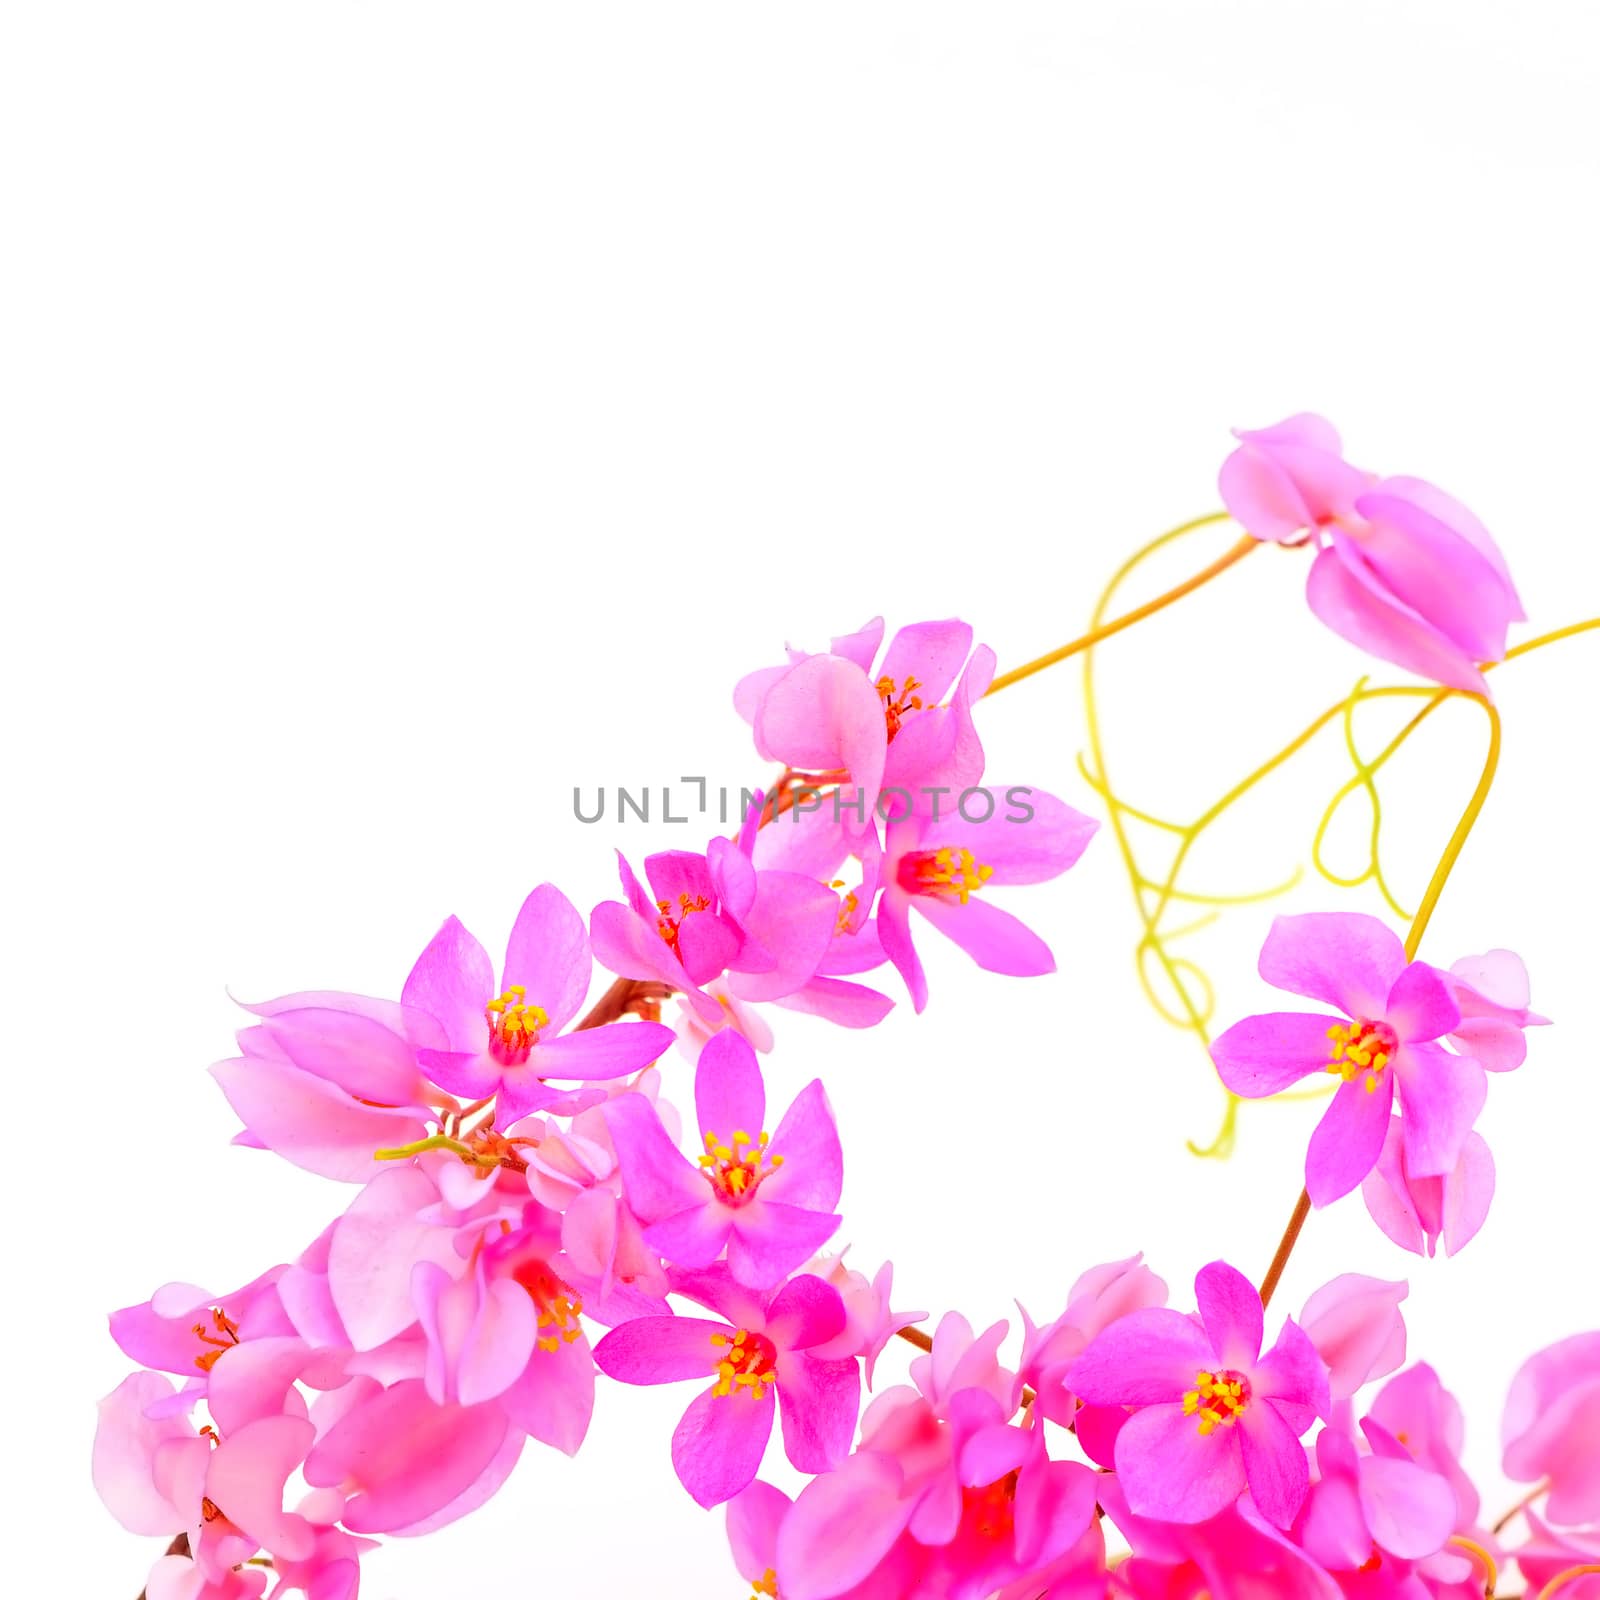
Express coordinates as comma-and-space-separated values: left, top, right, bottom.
1449, 1534, 1499, 1597
1538, 1564, 1600, 1598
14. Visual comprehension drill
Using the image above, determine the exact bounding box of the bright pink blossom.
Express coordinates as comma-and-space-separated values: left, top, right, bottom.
1211, 913, 1482, 1205
1298, 1419, 1457, 1571
1066, 1260, 1330, 1528
1362, 1115, 1496, 1258
589, 827, 841, 1023
1503, 1333, 1600, 1525
876, 787, 1098, 1012
1441, 949, 1548, 1072
1219, 413, 1524, 693
1298, 1274, 1408, 1404
801, 1249, 926, 1387
1368, 1363, 1480, 1527
735, 616, 996, 836
604, 1030, 843, 1288
593, 1265, 860, 1507
404, 884, 676, 1122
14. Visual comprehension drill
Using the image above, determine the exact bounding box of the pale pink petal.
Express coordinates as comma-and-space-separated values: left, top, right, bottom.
772, 976, 894, 1029
93, 1373, 193, 1534
1379, 475, 1524, 616
1299, 1275, 1407, 1404
760, 1080, 842, 1212
588, 900, 690, 992
533, 1019, 674, 1081
1066, 1309, 1215, 1406
1395, 1042, 1486, 1178
726, 1480, 789, 1584
876, 891, 928, 1013
755, 654, 887, 813
1308, 542, 1488, 694
695, 1029, 767, 1143
776, 1351, 859, 1472
777, 1449, 910, 1600
923, 789, 1099, 884
878, 619, 974, 704
1383, 962, 1459, 1045
498, 1330, 595, 1456
1358, 1453, 1456, 1559
257, 1007, 425, 1105
206, 1415, 316, 1559
1441, 1131, 1495, 1256
728, 1202, 842, 1290
645, 1204, 733, 1269
602, 1093, 705, 1221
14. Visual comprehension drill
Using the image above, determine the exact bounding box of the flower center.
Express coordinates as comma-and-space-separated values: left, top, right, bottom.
656, 893, 711, 953
1182, 1369, 1251, 1436
709, 1327, 778, 1399
902, 846, 993, 904
1326, 1017, 1397, 1093
517, 1261, 585, 1353
699, 1129, 783, 1204
962, 1470, 1020, 1541
876, 674, 925, 742
750, 1571, 779, 1599
485, 986, 549, 1063
192, 1307, 240, 1374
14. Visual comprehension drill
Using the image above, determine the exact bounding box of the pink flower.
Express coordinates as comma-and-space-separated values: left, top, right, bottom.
589, 829, 840, 1024
1297, 1419, 1457, 1571
1298, 1274, 1409, 1404
1367, 1362, 1481, 1529
1440, 949, 1548, 1072
1503, 1334, 1600, 1525
1219, 413, 1524, 693
776, 1313, 1096, 1600
734, 616, 996, 836
403, 883, 676, 1122
592, 1266, 860, 1507
1515, 1512, 1600, 1600
1065, 1260, 1330, 1528
1019, 1253, 1169, 1427
876, 787, 1099, 1012
1211, 913, 1482, 1205
604, 1031, 843, 1289
801, 1249, 927, 1387
211, 999, 435, 1184
1362, 1115, 1496, 1258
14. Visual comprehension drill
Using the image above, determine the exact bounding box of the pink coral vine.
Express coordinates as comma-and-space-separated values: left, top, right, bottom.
94, 416, 1600, 1600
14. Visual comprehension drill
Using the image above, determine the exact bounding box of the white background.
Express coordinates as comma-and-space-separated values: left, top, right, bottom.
5, 4, 1599, 1595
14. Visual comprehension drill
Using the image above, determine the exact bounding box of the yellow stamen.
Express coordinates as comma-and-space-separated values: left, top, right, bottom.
912, 846, 994, 906
698, 1127, 783, 1202
1325, 1018, 1396, 1094
1181, 1369, 1250, 1437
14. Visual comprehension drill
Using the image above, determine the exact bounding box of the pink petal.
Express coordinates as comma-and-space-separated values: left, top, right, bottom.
772, 975, 894, 1029
1258, 913, 1406, 1019
498, 1330, 595, 1456
695, 1030, 767, 1144
1383, 962, 1459, 1045
1441, 1131, 1495, 1256
1195, 1261, 1264, 1368
726, 1480, 789, 1584
592, 1315, 727, 1385
1066, 1309, 1215, 1406
760, 1079, 842, 1211
93, 1372, 193, 1534
1358, 1454, 1456, 1559
672, 1384, 775, 1507
1306, 1073, 1395, 1207
728, 1201, 842, 1290
912, 893, 1055, 977
1395, 1042, 1486, 1178
401, 916, 493, 1054
778, 1449, 911, 1600
876, 892, 927, 1013
878, 619, 974, 703
1211, 1011, 1345, 1097
1379, 475, 1524, 616
1115, 1402, 1247, 1522
644, 1204, 734, 1269
207, 1415, 317, 1559
533, 1019, 674, 1081
602, 1093, 705, 1222
922, 789, 1099, 884
1299, 1275, 1407, 1404
755, 655, 887, 816
1307, 543, 1488, 695
588, 900, 689, 993
1237, 1400, 1310, 1528
257, 1007, 424, 1105
776, 1351, 859, 1472
501, 884, 591, 1031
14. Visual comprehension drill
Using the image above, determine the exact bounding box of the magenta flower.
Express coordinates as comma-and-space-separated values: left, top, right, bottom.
734, 616, 996, 835
801, 1250, 926, 1387
1503, 1333, 1600, 1525
592, 1266, 860, 1507
1297, 1419, 1457, 1571
1440, 948, 1548, 1072
1065, 1260, 1330, 1528
589, 830, 840, 1023
1368, 1362, 1480, 1528
604, 1030, 843, 1288
1219, 413, 1524, 693
403, 883, 675, 1123
1211, 913, 1483, 1205
1362, 1114, 1496, 1258
876, 787, 1099, 1012
1297, 1274, 1408, 1405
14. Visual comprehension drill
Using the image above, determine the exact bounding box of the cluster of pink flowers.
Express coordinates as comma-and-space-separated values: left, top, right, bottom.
94, 420, 1600, 1600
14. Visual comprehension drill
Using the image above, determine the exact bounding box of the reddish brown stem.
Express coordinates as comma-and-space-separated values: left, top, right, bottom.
1258, 1187, 1311, 1311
